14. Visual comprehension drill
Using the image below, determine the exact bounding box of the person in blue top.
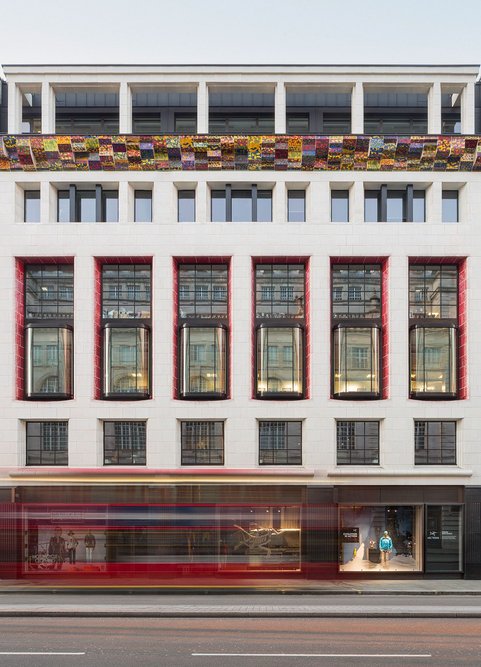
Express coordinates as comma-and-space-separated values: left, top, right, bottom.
379, 530, 393, 567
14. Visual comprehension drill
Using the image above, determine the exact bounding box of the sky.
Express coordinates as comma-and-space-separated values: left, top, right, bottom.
1, 0, 481, 68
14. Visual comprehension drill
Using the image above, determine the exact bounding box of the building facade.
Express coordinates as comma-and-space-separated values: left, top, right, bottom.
1, 64, 481, 583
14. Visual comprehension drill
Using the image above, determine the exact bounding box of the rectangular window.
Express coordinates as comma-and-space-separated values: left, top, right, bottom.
25, 265, 74, 320
178, 264, 228, 320
102, 264, 152, 319
287, 190, 305, 222
442, 191, 459, 223
57, 186, 119, 222
103, 191, 119, 223
409, 265, 458, 320
101, 263, 152, 400
332, 265, 381, 320
414, 421, 456, 465
181, 421, 224, 465
255, 264, 305, 320
24, 191, 40, 223
365, 186, 425, 223
259, 421, 302, 465
26, 421, 68, 466
336, 421, 380, 465
178, 190, 196, 223
103, 421, 146, 465
134, 190, 152, 223
211, 186, 272, 222
331, 190, 349, 222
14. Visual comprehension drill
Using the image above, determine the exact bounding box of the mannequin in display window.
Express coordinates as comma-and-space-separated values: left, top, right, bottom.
379, 530, 393, 567
84, 531, 96, 563
66, 531, 78, 565
48, 527, 66, 570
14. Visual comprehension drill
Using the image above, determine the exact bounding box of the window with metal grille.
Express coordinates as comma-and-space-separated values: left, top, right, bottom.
336, 421, 380, 465
414, 421, 456, 465
259, 421, 302, 465
26, 421, 68, 466
181, 421, 224, 465
103, 421, 146, 465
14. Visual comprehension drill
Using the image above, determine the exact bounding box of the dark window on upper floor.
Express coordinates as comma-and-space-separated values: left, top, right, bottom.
26, 421, 68, 466
286, 90, 351, 134
211, 185, 272, 222
331, 190, 350, 222
134, 191, 152, 223
442, 191, 459, 223
414, 420, 456, 465
181, 421, 224, 465
55, 89, 119, 134
24, 191, 40, 223
208, 89, 274, 134
103, 421, 146, 465
58, 185, 118, 223
259, 421, 302, 465
336, 421, 380, 465
441, 93, 461, 134
132, 89, 197, 134
287, 190, 305, 222
364, 91, 428, 134
365, 185, 425, 222
178, 190, 196, 222
20, 90, 41, 134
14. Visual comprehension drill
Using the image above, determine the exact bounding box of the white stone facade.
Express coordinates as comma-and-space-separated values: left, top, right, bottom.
0, 64, 480, 492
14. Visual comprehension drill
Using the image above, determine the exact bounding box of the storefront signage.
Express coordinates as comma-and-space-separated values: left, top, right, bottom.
340, 527, 359, 543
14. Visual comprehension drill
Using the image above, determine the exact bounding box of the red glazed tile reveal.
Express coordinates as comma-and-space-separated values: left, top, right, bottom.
173, 257, 231, 400
252, 257, 310, 400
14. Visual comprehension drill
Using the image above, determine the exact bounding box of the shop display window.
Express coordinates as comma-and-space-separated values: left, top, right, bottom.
339, 505, 423, 572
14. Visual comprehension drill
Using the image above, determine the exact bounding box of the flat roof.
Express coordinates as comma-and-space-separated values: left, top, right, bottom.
3, 63, 480, 68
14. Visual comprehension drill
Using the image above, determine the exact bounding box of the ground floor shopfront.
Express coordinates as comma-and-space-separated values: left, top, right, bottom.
1, 483, 481, 583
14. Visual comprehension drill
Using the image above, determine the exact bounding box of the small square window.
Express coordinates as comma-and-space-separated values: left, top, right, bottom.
259, 421, 302, 465
336, 421, 379, 465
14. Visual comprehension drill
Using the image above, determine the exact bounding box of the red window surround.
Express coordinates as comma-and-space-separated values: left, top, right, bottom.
94, 256, 153, 400
15, 257, 74, 401
172, 257, 232, 400
330, 256, 389, 400
409, 256, 467, 400
251, 256, 310, 400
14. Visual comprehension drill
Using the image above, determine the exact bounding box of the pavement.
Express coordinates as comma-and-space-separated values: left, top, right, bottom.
3, 580, 481, 617
3, 576, 481, 594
